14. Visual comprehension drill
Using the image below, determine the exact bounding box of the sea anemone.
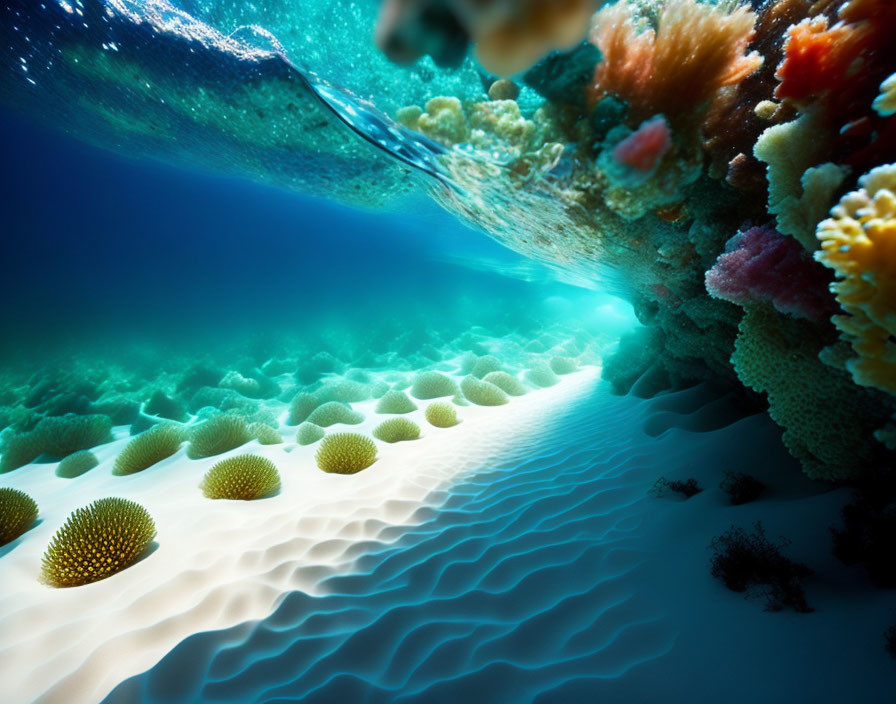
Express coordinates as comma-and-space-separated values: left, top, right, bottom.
56, 450, 100, 478
372, 417, 421, 443
410, 371, 459, 399
200, 454, 281, 500
305, 401, 364, 427
460, 376, 509, 406
316, 433, 378, 474
114, 424, 186, 475
187, 414, 253, 459
375, 390, 418, 414
425, 402, 460, 428
296, 422, 325, 446
40, 497, 156, 587
0, 487, 38, 546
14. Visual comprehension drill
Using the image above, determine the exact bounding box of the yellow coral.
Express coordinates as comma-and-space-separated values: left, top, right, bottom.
816, 164, 896, 395
415, 97, 469, 147
873, 73, 896, 117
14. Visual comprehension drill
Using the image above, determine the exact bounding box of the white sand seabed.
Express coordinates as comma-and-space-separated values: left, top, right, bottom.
0, 367, 600, 704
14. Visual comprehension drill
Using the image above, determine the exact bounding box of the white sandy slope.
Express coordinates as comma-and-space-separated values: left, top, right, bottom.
0, 367, 599, 704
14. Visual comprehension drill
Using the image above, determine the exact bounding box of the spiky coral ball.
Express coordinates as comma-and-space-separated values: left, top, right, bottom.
410, 371, 459, 399
296, 422, 326, 446
200, 454, 281, 500
0, 487, 38, 546
372, 418, 421, 443
250, 423, 283, 445
482, 371, 529, 396
375, 390, 418, 414
316, 433, 377, 474
56, 450, 100, 478
114, 424, 186, 475
460, 376, 509, 406
306, 402, 364, 427
425, 402, 460, 428
187, 414, 253, 459
40, 498, 156, 587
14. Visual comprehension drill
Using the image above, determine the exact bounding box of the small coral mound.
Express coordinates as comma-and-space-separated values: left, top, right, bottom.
0, 487, 38, 546
316, 433, 378, 474
305, 401, 364, 427
523, 361, 559, 388
250, 423, 282, 445
482, 371, 529, 396
56, 450, 99, 478
705, 226, 834, 321
549, 356, 578, 375
187, 415, 253, 459
375, 390, 418, 414
410, 371, 459, 399
425, 402, 460, 428
588, 0, 762, 125
460, 376, 509, 406
816, 164, 896, 396
144, 390, 188, 422
372, 417, 421, 443
40, 497, 156, 587
287, 392, 322, 426
114, 424, 185, 475
471, 355, 503, 379
296, 422, 325, 446
1, 414, 113, 472
200, 454, 281, 500
720, 471, 766, 506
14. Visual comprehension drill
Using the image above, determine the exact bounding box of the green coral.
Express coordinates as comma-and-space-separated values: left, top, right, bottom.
482, 371, 529, 396
471, 355, 504, 379
250, 423, 283, 445
187, 415, 253, 459
306, 402, 364, 427
524, 362, 560, 388
460, 376, 509, 406
372, 418, 421, 443
144, 390, 188, 422
40, 497, 156, 587
287, 392, 322, 426
114, 424, 186, 475
56, 450, 100, 478
550, 356, 578, 375
316, 433, 378, 474
315, 380, 370, 403
375, 390, 418, 414
0, 414, 114, 472
425, 402, 460, 428
0, 487, 38, 546
296, 422, 326, 445
200, 454, 281, 500
410, 371, 459, 399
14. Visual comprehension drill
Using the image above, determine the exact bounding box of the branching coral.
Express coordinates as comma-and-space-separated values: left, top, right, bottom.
316, 433, 378, 474
372, 417, 421, 443
705, 226, 834, 321
0, 487, 38, 546
56, 450, 100, 478
588, 0, 762, 127
200, 454, 281, 500
41, 498, 156, 587
425, 401, 460, 428
114, 424, 186, 475
816, 164, 896, 396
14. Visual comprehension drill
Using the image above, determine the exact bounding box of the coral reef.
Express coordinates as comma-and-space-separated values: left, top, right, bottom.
40, 498, 156, 587
0, 414, 113, 472
0, 487, 38, 546
372, 417, 421, 443
425, 401, 460, 428
200, 454, 281, 500
56, 450, 100, 479
316, 433, 378, 474
114, 424, 186, 475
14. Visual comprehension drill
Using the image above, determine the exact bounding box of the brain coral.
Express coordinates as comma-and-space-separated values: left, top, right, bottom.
410, 371, 459, 399
316, 433, 378, 474
296, 422, 325, 446
375, 390, 418, 414
372, 417, 421, 443
425, 402, 460, 428
41, 497, 156, 587
114, 424, 185, 475
0, 487, 38, 546
816, 165, 896, 396
201, 454, 281, 500
305, 402, 364, 427
56, 450, 100, 478
187, 414, 253, 459
482, 371, 529, 396
705, 226, 834, 321
460, 376, 509, 406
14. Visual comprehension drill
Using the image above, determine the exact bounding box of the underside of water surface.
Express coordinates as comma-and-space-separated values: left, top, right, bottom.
1, 0, 896, 702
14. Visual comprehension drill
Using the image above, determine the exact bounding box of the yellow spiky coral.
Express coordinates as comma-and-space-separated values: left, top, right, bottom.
816, 164, 896, 396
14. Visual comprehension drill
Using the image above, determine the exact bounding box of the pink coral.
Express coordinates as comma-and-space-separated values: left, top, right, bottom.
705, 226, 834, 321
612, 115, 672, 175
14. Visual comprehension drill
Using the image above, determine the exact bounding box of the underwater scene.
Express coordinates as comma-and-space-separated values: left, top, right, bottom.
1, 0, 896, 701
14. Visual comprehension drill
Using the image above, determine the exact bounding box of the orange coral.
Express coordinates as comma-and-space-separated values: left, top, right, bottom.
587, 0, 762, 127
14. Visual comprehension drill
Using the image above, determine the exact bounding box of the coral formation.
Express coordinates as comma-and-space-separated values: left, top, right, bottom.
372, 417, 421, 443
40, 498, 156, 587
287, 392, 322, 426
316, 433, 378, 474
296, 422, 325, 446
0, 487, 38, 546
200, 454, 281, 500
0, 414, 113, 472
56, 450, 100, 478
375, 390, 418, 414
460, 376, 509, 406
187, 415, 253, 459
549, 356, 578, 375
305, 401, 364, 427
482, 371, 529, 396
425, 401, 460, 428
524, 361, 560, 388
114, 424, 186, 475
410, 371, 459, 399
250, 423, 283, 445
